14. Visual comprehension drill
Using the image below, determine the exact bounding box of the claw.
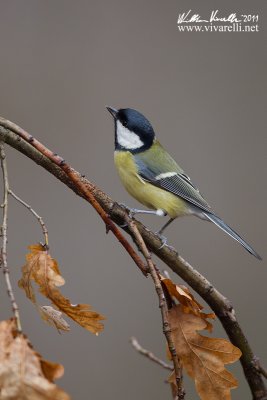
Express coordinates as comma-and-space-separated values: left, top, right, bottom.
128, 209, 138, 219
159, 242, 166, 250
119, 222, 129, 228
116, 203, 137, 227
117, 203, 135, 218
155, 233, 177, 253
155, 233, 168, 249
117, 202, 131, 211
117, 203, 141, 219
164, 243, 177, 253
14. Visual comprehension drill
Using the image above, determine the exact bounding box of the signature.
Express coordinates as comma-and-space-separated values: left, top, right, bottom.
177, 10, 242, 24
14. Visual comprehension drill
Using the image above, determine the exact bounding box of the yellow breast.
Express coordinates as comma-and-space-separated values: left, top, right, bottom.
114, 151, 188, 218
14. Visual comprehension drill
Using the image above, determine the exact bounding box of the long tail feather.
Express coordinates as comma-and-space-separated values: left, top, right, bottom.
203, 212, 262, 260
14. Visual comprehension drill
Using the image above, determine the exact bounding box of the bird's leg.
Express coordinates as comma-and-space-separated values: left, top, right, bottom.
128, 208, 166, 219
157, 217, 175, 236
156, 218, 176, 250
118, 203, 166, 218
117, 203, 166, 227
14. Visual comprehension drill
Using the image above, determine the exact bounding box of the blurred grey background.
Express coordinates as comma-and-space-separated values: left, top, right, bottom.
0, 1, 266, 399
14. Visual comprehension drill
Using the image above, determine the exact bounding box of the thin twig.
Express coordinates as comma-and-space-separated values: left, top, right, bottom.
130, 336, 173, 371
127, 219, 185, 399
8, 189, 49, 248
0, 118, 266, 399
0, 142, 22, 332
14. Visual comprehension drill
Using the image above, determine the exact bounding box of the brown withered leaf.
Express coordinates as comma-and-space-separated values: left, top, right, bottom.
0, 319, 69, 400
161, 276, 215, 332
18, 244, 64, 303
39, 306, 70, 333
19, 244, 105, 335
168, 305, 241, 400
45, 288, 104, 335
40, 358, 65, 382
18, 244, 65, 301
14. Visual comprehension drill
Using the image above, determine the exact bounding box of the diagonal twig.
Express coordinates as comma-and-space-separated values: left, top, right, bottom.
8, 189, 49, 249
127, 219, 185, 399
130, 336, 173, 371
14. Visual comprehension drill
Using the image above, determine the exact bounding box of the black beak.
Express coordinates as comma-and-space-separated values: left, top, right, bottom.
106, 106, 118, 119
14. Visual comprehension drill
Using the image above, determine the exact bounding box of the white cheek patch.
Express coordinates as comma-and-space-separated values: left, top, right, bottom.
116, 120, 144, 150
155, 172, 177, 180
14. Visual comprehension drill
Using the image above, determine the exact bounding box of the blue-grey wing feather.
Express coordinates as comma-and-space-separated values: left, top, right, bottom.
135, 155, 212, 213
133, 145, 261, 260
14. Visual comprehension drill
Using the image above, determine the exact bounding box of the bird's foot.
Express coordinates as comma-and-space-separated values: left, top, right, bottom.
117, 202, 130, 211
113, 203, 128, 228
117, 203, 140, 219
155, 232, 176, 252
117, 203, 139, 228
155, 232, 167, 249
128, 208, 141, 219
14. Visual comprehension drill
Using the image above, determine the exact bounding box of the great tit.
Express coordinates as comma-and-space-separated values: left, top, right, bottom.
107, 106, 261, 260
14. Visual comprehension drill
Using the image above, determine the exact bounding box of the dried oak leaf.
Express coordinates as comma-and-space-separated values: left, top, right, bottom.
19, 244, 105, 335
40, 358, 65, 382
0, 319, 69, 400
45, 288, 105, 335
18, 244, 65, 303
168, 305, 241, 400
161, 276, 215, 332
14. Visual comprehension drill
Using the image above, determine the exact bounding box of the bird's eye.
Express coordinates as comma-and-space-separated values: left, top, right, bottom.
122, 119, 127, 127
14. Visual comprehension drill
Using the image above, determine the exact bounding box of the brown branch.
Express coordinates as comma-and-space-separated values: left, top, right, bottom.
0, 118, 148, 277
0, 142, 22, 332
0, 117, 266, 399
130, 337, 173, 371
127, 220, 185, 399
8, 189, 49, 248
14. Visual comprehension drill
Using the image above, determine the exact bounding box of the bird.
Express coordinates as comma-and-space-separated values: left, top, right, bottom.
106, 106, 261, 260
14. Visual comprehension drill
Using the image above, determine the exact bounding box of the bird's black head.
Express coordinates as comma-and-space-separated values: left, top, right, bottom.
106, 107, 155, 153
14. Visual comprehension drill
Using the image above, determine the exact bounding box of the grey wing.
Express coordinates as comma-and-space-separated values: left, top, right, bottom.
135, 156, 212, 214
